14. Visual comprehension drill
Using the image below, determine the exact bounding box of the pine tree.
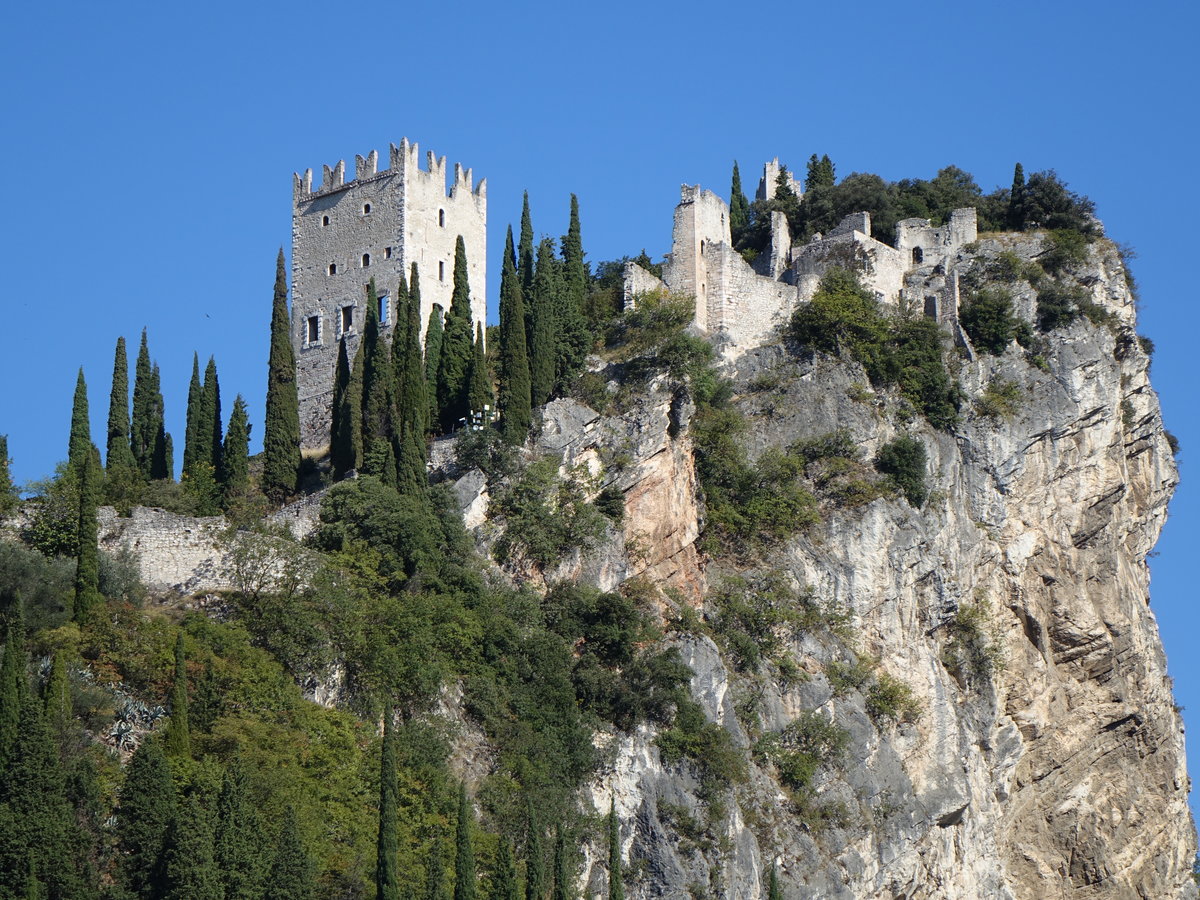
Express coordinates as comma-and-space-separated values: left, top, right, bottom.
454, 781, 476, 900
498, 227, 532, 444
163, 634, 190, 759
117, 739, 176, 900
437, 236, 475, 432
729, 161, 749, 241
68, 368, 91, 474
529, 238, 560, 408
360, 280, 396, 484
466, 323, 492, 421
162, 794, 221, 900
330, 337, 357, 479
106, 337, 137, 473
524, 803, 544, 900
519, 192, 535, 302
767, 862, 782, 900
556, 194, 591, 392
1007, 162, 1026, 231
494, 840, 518, 900
130, 329, 156, 478
222, 396, 251, 498
263, 249, 301, 501
183, 353, 202, 475
264, 806, 314, 900
424, 305, 445, 433
0, 436, 15, 516
551, 826, 569, 900
214, 765, 263, 900
607, 800, 623, 900
376, 717, 400, 900
72, 446, 101, 624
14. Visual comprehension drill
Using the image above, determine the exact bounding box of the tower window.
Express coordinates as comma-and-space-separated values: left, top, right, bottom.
363, 203, 372, 214
340, 306, 354, 335
913, 247, 924, 264
306, 315, 320, 344
362, 253, 371, 267
438, 209, 445, 227
378, 294, 389, 325
322, 215, 330, 226
384, 247, 393, 260
328, 263, 337, 275
439, 261, 445, 281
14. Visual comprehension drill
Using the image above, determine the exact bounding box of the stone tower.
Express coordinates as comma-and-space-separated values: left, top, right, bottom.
291, 138, 487, 450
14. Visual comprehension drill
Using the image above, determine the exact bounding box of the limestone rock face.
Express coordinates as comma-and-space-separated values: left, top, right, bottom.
548, 238, 1193, 899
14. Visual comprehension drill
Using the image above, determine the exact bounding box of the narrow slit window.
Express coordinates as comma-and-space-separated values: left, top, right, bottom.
384, 247, 393, 260
378, 295, 389, 325
328, 262, 337, 275
306, 316, 320, 343
322, 215, 330, 226
438, 209, 445, 227
363, 203, 372, 214
912, 247, 924, 264
341, 306, 353, 334
362, 253, 371, 267
438, 261, 445, 281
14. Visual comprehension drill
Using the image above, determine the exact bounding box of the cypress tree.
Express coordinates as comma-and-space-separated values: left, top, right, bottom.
349, 342, 365, 465
0, 611, 27, 773
454, 781, 476, 900
524, 803, 544, 900
149, 363, 173, 481
42, 653, 71, 746
494, 840, 518, 900
767, 862, 782, 900
186, 359, 221, 513
163, 634, 190, 759
498, 226, 532, 444
424, 305, 445, 433
162, 794, 221, 900
551, 826, 569, 900
106, 337, 137, 473
0, 436, 14, 516
182, 353, 202, 476
222, 396, 251, 499
438, 236, 475, 432
130, 330, 156, 477
72, 447, 101, 624
117, 739, 176, 900
805, 153, 836, 191
263, 248, 301, 502
607, 800, 623, 900
1008, 162, 1027, 231
519, 191, 535, 301
466, 323, 492, 421
425, 841, 446, 900
214, 765, 263, 900
68, 368, 91, 474
390, 270, 412, 414
360, 280, 396, 484
376, 717, 399, 900
202, 357, 223, 474
264, 806, 314, 900
730, 161, 750, 240
556, 194, 591, 392
529, 238, 560, 408
330, 337, 357, 479
395, 266, 429, 495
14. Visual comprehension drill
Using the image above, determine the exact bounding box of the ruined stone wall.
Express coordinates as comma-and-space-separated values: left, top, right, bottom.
894, 207, 978, 267
662, 186, 731, 331
756, 157, 802, 201
291, 138, 486, 449
622, 261, 666, 304
791, 216, 907, 305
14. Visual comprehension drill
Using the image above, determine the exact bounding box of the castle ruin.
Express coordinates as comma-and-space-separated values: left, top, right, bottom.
291, 138, 487, 450
625, 161, 977, 355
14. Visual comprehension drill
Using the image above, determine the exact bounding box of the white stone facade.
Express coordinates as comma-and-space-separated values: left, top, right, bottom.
291, 138, 486, 450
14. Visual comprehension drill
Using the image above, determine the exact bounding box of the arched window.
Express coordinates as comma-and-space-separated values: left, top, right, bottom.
363, 203, 372, 214
322, 215, 330, 226
328, 263, 337, 275
912, 247, 924, 264
362, 253, 371, 267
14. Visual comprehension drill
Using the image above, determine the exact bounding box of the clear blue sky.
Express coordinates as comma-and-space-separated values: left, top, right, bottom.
3, 0, 1197, 799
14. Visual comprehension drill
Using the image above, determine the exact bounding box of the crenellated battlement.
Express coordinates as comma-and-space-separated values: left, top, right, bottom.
292, 137, 485, 205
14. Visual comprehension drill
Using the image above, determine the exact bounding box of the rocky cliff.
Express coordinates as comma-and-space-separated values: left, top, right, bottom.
494, 234, 1195, 899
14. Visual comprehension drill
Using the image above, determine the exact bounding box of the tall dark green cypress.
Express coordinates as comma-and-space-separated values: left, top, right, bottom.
529, 238, 560, 408
42, 652, 71, 750
117, 739, 176, 900
519, 192, 535, 302
186, 358, 221, 512
330, 337, 357, 479
466, 323, 492, 421
183, 353, 203, 476
424, 305, 445, 434
395, 265, 429, 495
767, 862, 782, 900
106, 337, 137, 473
607, 800, 623, 900
149, 362, 173, 481
202, 357, 223, 474
264, 806, 314, 900
437, 236, 475, 432
425, 841, 446, 900
454, 781, 476, 900
805, 154, 835, 191
551, 826, 569, 900
556, 194, 591, 392
72, 447, 101, 623
1008, 162, 1027, 231
130, 330, 156, 478
163, 634, 190, 759
68, 368, 91, 474
498, 226, 532, 444
376, 717, 399, 900
494, 840, 518, 900
360, 280, 396, 484
0, 436, 14, 516
162, 794, 221, 900
222, 395, 251, 498
0, 611, 27, 773
524, 805, 544, 900
263, 249, 301, 501
215, 765, 263, 900
729, 162, 749, 240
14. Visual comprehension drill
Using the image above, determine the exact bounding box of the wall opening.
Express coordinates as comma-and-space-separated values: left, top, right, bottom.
328, 263, 337, 275
378, 295, 389, 325
362, 253, 371, 267
340, 306, 353, 335
306, 316, 320, 343
322, 215, 330, 226
439, 261, 445, 281
384, 247, 393, 260
924, 295, 938, 318
912, 247, 924, 264
363, 203, 372, 214
438, 209, 445, 227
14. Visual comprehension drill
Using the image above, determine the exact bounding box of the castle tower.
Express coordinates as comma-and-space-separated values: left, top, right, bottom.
291, 138, 487, 450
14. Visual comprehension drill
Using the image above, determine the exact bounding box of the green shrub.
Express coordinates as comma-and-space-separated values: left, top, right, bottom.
941, 599, 1003, 683
711, 573, 824, 672
658, 698, 748, 793
960, 287, 1031, 355
825, 658, 873, 695
490, 459, 608, 570
1166, 431, 1180, 456
755, 710, 850, 794
455, 426, 520, 479
1035, 281, 1089, 331
1039, 229, 1089, 275
874, 436, 927, 507
865, 673, 921, 724
593, 485, 625, 523
976, 379, 1023, 421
